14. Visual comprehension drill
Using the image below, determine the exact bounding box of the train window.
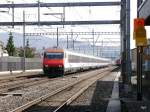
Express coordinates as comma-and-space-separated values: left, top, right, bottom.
81, 57, 88, 63
68, 54, 80, 63
75, 55, 80, 62
44, 52, 64, 59
68, 55, 73, 62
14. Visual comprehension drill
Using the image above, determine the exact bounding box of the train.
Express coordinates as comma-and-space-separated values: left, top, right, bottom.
43, 48, 112, 77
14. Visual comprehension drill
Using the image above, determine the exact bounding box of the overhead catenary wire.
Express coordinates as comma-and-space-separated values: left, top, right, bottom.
0, 0, 120, 58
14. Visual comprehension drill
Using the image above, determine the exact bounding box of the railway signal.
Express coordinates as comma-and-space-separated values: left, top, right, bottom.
133, 18, 148, 101
133, 18, 147, 46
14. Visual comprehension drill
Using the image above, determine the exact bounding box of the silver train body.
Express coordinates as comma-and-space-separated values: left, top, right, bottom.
63, 50, 112, 74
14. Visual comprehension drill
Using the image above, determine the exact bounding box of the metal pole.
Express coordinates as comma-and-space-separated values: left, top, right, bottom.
23, 10, 25, 71
0, 20, 120, 26
12, 1, 14, 28
0, 2, 121, 8
57, 27, 59, 48
126, 0, 131, 83
137, 0, 142, 17
73, 39, 74, 50
63, 7, 65, 28
97, 46, 98, 56
38, 0, 40, 26
101, 37, 103, 57
120, 0, 124, 84
71, 29, 73, 49
137, 46, 143, 100
92, 29, 94, 55
121, 0, 127, 86
137, 0, 143, 101
67, 35, 68, 49
137, 0, 143, 8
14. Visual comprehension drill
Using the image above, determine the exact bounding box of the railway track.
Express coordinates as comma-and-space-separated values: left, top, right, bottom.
61, 68, 119, 112
6, 66, 115, 112
0, 70, 94, 95
48, 69, 112, 112
0, 69, 91, 85
0, 71, 42, 81
0, 78, 50, 94
0, 72, 44, 91
0, 66, 116, 112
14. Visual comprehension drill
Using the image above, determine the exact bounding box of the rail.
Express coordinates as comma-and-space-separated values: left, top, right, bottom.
53, 69, 112, 112
10, 67, 115, 112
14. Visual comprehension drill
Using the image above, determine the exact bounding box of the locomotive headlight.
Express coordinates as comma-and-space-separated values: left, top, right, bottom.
45, 65, 48, 67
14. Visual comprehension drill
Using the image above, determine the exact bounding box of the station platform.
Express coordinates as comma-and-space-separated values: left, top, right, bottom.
106, 72, 121, 112
120, 74, 150, 112
0, 69, 42, 76
0, 69, 43, 80
107, 71, 150, 112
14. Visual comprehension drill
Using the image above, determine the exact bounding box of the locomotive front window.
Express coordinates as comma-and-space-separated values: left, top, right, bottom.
44, 52, 64, 59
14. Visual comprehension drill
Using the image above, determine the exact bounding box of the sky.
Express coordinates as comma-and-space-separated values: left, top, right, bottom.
0, 0, 148, 49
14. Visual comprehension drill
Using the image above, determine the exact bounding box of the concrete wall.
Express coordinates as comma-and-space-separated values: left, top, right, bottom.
0, 56, 42, 71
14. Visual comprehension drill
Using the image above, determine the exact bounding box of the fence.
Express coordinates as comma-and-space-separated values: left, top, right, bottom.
0, 56, 42, 71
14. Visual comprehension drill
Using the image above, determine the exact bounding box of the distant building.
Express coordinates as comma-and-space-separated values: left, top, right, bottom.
0, 41, 8, 57
0, 41, 3, 53
0, 41, 4, 56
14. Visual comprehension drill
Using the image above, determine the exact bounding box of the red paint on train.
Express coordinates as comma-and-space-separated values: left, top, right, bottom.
43, 59, 64, 67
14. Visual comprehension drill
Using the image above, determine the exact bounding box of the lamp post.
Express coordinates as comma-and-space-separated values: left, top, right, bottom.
67, 35, 68, 49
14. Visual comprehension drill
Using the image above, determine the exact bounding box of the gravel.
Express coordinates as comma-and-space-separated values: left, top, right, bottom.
0, 69, 107, 112
0, 77, 42, 88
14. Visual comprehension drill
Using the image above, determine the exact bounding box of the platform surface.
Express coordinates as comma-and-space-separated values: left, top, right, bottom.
106, 72, 121, 112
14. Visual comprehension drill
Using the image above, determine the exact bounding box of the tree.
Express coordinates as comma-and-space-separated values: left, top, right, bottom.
6, 32, 16, 56
18, 39, 35, 58
25, 39, 35, 58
